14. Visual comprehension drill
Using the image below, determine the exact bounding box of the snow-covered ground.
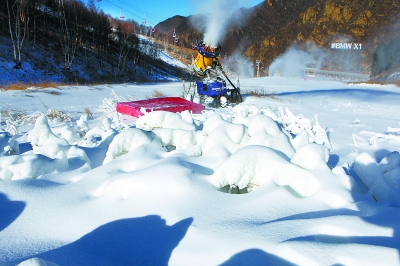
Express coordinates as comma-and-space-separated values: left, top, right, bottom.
1, 76, 400, 266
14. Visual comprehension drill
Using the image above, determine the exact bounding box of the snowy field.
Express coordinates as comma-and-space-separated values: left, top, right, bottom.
1, 77, 400, 265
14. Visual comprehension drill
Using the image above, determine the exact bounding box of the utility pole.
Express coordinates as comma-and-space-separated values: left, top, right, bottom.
256, 60, 262, 78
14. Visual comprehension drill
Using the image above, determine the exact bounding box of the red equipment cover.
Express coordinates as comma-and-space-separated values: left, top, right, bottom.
116, 97, 205, 117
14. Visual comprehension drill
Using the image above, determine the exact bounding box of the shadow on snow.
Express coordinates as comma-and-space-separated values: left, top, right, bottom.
22, 215, 193, 266
266, 207, 400, 252
0, 193, 25, 232
275, 88, 400, 103
219, 248, 296, 266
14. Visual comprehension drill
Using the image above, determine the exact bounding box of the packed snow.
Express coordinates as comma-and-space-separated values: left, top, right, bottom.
1, 76, 400, 265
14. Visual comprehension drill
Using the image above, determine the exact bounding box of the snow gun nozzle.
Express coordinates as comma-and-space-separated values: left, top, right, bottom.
196, 40, 221, 58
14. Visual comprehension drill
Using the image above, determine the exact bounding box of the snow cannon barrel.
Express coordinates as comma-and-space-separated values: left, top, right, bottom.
193, 40, 221, 73
196, 40, 221, 58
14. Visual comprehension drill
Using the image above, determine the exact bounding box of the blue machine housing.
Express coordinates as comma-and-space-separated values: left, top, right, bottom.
197, 80, 227, 97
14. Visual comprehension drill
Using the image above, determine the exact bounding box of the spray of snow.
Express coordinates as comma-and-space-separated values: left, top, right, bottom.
269, 46, 314, 77
269, 40, 365, 77
222, 51, 254, 78
190, 0, 253, 47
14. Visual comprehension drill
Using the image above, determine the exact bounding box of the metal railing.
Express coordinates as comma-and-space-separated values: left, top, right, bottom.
303, 68, 370, 82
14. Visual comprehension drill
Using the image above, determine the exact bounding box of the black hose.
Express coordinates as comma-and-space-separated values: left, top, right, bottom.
220, 68, 243, 103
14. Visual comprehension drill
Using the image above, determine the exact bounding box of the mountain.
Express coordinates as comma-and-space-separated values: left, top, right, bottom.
156, 0, 400, 79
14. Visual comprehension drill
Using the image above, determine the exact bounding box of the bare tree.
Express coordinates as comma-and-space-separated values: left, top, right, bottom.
32, 0, 53, 47
56, 0, 83, 70
114, 20, 138, 77
6, 0, 30, 69
86, 0, 97, 13
93, 11, 112, 65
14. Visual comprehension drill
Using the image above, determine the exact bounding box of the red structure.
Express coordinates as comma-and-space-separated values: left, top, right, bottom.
116, 97, 205, 117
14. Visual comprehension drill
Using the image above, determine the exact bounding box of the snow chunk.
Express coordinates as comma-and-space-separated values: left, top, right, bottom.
232, 104, 261, 126
291, 130, 310, 151
24, 116, 91, 171
83, 118, 117, 147
27, 115, 73, 158
9, 151, 68, 180
0, 155, 24, 180
80, 118, 116, 147
211, 145, 320, 196
245, 115, 295, 158
28, 115, 69, 147
60, 125, 85, 145
311, 114, 332, 149
103, 128, 154, 164
180, 110, 194, 125
77, 114, 89, 132
281, 108, 310, 135
17, 257, 59, 266
247, 114, 283, 137
379, 151, 400, 173
136, 111, 195, 131
291, 143, 329, 170
383, 167, 400, 189
201, 114, 249, 154
152, 128, 197, 149
151, 128, 203, 156
353, 152, 400, 205
260, 106, 279, 121
380, 151, 400, 189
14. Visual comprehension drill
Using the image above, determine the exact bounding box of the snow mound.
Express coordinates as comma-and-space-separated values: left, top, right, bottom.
201, 114, 249, 155
136, 110, 196, 131
9, 151, 68, 180
353, 152, 400, 205
27, 115, 69, 149
0, 115, 92, 180
103, 128, 154, 164
245, 114, 295, 158
17, 257, 59, 266
291, 143, 329, 170
210, 145, 321, 196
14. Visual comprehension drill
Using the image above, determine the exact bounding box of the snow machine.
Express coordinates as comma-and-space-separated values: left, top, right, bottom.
188, 40, 242, 108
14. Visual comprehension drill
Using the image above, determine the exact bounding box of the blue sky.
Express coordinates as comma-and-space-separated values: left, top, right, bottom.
92, 0, 264, 27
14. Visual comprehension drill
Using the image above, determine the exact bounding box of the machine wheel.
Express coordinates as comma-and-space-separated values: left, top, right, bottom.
229, 88, 242, 104
220, 96, 228, 108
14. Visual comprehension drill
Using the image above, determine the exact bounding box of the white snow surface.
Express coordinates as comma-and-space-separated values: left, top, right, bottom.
1, 77, 400, 265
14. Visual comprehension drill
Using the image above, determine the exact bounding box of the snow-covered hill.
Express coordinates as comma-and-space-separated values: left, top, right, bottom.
0, 34, 189, 87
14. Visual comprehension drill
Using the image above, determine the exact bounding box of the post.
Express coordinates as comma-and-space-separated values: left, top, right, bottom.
256, 60, 261, 78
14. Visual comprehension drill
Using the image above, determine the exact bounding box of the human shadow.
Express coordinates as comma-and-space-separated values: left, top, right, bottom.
0, 192, 25, 232
219, 248, 296, 266
25, 215, 193, 266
